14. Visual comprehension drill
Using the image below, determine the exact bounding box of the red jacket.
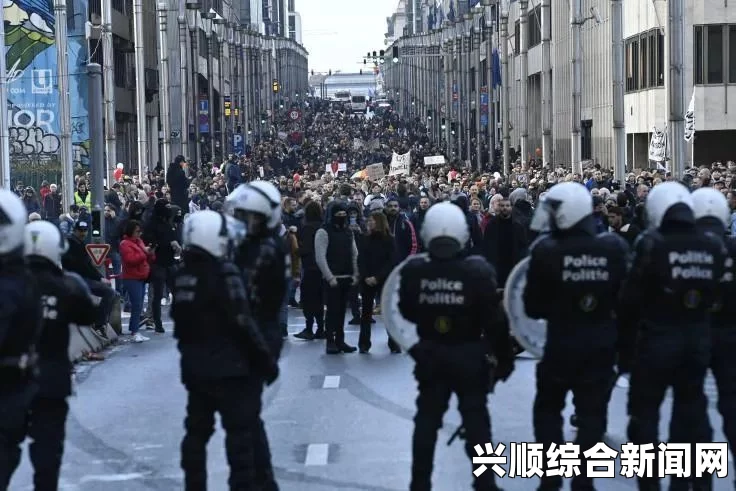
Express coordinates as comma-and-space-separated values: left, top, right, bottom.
120, 236, 153, 280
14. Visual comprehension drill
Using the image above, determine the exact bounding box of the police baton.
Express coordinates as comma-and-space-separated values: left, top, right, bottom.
447, 425, 466, 446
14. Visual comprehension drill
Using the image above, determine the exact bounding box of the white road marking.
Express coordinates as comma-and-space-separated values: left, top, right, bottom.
79, 473, 147, 483
305, 443, 330, 466
131, 443, 164, 451
322, 375, 340, 389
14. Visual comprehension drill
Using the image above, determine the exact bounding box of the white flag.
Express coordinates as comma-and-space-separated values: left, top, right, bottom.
684, 90, 695, 143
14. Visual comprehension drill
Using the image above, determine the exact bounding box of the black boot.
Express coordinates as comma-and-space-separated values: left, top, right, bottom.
325, 328, 340, 354
294, 328, 314, 340
314, 314, 326, 339
358, 321, 372, 353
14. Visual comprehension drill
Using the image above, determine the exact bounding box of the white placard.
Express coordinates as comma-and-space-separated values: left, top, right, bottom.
325, 163, 347, 176
365, 163, 385, 181
389, 151, 412, 176
423, 155, 446, 166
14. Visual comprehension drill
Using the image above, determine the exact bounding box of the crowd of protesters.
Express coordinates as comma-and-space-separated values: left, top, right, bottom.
10, 96, 736, 354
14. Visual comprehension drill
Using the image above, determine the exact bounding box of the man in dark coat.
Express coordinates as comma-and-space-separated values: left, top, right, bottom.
481, 197, 529, 287
166, 155, 190, 212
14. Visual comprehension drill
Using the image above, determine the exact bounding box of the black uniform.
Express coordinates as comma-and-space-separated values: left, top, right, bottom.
693, 218, 736, 487
234, 233, 288, 488
523, 225, 628, 491
235, 231, 288, 358
172, 250, 279, 491
398, 254, 514, 491
23, 262, 97, 490
619, 217, 725, 491
0, 261, 43, 490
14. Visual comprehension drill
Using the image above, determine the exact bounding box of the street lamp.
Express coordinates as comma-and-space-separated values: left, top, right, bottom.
185, 1, 201, 165
201, 10, 214, 161
213, 15, 226, 160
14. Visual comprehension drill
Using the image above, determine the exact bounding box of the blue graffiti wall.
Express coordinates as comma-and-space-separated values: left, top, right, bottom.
5, 0, 90, 173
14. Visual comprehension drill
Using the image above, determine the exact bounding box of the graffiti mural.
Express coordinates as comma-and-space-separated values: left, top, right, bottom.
5, 0, 90, 186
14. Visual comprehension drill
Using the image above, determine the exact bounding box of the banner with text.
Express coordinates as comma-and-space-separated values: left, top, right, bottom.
648, 126, 668, 164
389, 151, 412, 176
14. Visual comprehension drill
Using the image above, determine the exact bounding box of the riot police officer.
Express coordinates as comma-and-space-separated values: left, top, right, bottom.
692, 187, 736, 483
226, 181, 290, 352
172, 210, 279, 491
397, 202, 514, 491
18, 220, 100, 489
0, 190, 44, 489
522, 182, 628, 491
620, 182, 725, 491
225, 181, 289, 488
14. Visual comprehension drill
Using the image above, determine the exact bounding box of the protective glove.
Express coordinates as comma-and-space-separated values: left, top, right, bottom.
262, 362, 280, 386
495, 357, 515, 382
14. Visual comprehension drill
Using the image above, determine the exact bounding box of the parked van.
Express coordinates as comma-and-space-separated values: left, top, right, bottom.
350, 95, 367, 113
334, 91, 352, 107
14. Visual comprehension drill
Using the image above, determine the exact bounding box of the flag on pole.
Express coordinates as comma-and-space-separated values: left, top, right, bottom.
684, 90, 695, 143
491, 49, 502, 89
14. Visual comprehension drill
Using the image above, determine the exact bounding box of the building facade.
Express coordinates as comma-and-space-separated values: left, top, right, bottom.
5, 0, 309, 190
384, 0, 736, 172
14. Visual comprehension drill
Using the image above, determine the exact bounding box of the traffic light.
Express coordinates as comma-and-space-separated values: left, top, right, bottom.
379, 49, 385, 57
272, 79, 280, 93
451, 122, 457, 135
363, 59, 366, 65
367, 51, 371, 58
441, 118, 446, 130
360, 69, 363, 75
392, 46, 399, 62
372, 51, 377, 57
329, 69, 332, 76
427, 109, 432, 120
311, 69, 314, 76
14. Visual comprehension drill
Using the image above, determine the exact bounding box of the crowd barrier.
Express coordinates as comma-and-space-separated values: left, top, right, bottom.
67, 259, 123, 362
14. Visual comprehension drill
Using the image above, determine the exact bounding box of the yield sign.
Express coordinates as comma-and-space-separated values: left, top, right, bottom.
86, 243, 111, 266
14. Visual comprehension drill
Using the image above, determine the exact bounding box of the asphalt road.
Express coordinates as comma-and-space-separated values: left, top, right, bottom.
8, 308, 735, 490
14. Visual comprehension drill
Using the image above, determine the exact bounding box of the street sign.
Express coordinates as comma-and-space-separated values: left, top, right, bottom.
233, 133, 244, 155
289, 109, 302, 121
86, 244, 111, 267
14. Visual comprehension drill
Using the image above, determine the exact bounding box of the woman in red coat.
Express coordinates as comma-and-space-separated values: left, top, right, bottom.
120, 220, 154, 342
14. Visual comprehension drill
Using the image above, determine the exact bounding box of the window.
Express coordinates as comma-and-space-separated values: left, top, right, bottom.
114, 50, 126, 88
640, 35, 649, 88
625, 29, 665, 92
656, 31, 664, 86
528, 5, 541, 48
288, 0, 295, 11
631, 39, 639, 90
730, 26, 736, 82
514, 21, 520, 54
708, 25, 724, 83
112, 0, 124, 12
581, 120, 592, 160
692, 24, 736, 85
